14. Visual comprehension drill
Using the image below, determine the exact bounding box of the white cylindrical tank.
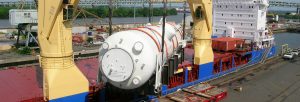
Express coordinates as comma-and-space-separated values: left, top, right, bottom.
99, 23, 182, 89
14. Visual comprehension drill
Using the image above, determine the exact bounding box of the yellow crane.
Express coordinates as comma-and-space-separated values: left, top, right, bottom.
187, 0, 214, 77
37, 0, 88, 101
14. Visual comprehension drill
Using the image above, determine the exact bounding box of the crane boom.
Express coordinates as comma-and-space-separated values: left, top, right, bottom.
187, 0, 214, 74
38, 0, 88, 101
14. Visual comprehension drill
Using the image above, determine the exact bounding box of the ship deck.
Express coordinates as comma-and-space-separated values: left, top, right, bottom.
0, 57, 99, 102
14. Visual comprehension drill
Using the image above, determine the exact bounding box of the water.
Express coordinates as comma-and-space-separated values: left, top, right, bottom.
0, 19, 12, 28
0, 41, 14, 46
73, 13, 189, 26
274, 33, 300, 54
1, 13, 189, 28
269, 7, 298, 12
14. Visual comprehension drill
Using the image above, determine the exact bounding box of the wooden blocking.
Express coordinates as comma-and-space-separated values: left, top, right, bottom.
166, 91, 210, 102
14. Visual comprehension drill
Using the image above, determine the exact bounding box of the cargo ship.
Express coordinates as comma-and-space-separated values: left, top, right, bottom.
159, 0, 276, 96
0, 0, 276, 101
95, 0, 276, 100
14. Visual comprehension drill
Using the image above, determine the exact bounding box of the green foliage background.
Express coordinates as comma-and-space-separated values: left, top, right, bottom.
0, 7, 13, 19
16, 46, 31, 55
280, 14, 300, 19
82, 6, 177, 18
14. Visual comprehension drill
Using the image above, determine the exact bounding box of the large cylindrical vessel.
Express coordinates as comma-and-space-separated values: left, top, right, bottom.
99, 23, 183, 89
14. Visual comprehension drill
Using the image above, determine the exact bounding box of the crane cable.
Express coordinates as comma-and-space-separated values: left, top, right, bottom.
71, 7, 109, 29
161, 0, 167, 62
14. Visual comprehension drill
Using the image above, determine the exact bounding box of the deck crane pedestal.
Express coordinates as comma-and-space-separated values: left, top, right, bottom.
187, 0, 214, 78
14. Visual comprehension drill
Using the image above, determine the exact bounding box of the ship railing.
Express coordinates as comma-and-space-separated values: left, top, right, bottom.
259, 35, 274, 41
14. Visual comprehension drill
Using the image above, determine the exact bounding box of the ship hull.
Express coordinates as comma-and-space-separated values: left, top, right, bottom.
161, 46, 276, 95
0, 46, 276, 101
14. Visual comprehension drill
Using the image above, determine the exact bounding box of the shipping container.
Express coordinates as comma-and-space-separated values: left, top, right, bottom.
9, 9, 38, 26
212, 37, 244, 51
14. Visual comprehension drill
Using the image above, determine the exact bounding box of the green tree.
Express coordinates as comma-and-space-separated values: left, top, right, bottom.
0, 7, 13, 19
82, 6, 177, 18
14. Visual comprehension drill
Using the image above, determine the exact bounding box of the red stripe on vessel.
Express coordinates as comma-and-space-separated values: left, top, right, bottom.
174, 34, 179, 48
171, 37, 175, 50
144, 27, 171, 58
166, 23, 180, 48
131, 28, 161, 52
167, 22, 183, 37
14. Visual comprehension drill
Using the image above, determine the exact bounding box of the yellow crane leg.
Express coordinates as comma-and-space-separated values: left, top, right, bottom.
37, 0, 89, 101
188, 0, 214, 79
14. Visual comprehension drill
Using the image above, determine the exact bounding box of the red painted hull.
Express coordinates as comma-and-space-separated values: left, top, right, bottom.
0, 58, 100, 102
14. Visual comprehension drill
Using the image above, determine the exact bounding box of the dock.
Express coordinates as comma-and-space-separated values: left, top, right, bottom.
0, 47, 100, 68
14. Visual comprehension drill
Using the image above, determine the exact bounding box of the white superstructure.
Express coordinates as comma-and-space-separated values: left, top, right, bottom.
213, 0, 274, 48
